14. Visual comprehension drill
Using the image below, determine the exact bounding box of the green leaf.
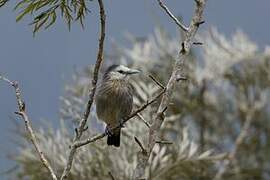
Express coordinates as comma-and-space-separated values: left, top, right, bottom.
35, 0, 51, 11
16, 3, 34, 22
33, 14, 49, 33
14, 0, 31, 10
45, 11, 57, 29
0, 0, 8, 8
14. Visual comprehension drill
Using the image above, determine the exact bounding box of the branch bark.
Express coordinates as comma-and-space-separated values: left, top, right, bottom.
133, 0, 207, 179
157, 0, 188, 32
0, 75, 58, 180
60, 0, 106, 179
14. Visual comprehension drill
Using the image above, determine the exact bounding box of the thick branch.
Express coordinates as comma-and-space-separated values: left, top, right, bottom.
60, 0, 106, 179
0, 75, 57, 180
133, 0, 207, 179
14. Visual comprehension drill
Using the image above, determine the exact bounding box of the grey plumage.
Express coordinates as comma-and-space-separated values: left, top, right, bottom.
96, 64, 139, 147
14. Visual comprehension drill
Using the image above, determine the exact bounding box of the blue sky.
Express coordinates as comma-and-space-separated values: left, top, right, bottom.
0, 0, 270, 177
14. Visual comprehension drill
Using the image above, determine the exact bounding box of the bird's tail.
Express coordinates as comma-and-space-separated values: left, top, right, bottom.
107, 129, 121, 147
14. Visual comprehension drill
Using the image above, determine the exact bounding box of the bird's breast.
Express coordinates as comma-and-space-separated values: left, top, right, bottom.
96, 80, 133, 125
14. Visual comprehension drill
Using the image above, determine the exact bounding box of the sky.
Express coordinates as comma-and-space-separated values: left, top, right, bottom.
0, 0, 270, 177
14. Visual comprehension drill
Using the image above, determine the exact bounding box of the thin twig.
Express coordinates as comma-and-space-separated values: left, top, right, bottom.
60, 0, 106, 179
193, 41, 203, 45
136, 113, 151, 128
108, 171, 116, 180
133, 0, 207, 179
148, 74, 165, 89
156, 0, 188, 32
155, 140, 173, 145
0, 75, 57, 180
195, 20, 205, 27
74, 89, 166, 148
134, 137, 147, 154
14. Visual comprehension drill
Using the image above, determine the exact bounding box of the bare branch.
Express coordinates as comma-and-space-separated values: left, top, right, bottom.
74, 89, 166, 148
156, 0, 189, 32
193, 41, 203, 45
108, 171, 116, 180
0, 75, 57, 180
133, 0, 207, 179
60, 0, 106, 179
155, 140, 173, 145
136, 113, 151, 129
148, 74, 165, 89
195, 20, 205, 27
134, 137, 147, 154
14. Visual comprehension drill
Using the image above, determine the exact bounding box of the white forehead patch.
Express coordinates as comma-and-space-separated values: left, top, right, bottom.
114, 65, 130, 72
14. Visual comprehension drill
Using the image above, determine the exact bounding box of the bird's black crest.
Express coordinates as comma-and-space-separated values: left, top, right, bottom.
103, 64, 119, 79
106, 64, 119, 73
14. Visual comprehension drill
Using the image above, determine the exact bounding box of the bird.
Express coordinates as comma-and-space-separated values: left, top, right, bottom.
96, 64, 140, 147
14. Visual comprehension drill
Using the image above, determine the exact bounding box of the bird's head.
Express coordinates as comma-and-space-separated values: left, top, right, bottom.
103, 64, 140, 80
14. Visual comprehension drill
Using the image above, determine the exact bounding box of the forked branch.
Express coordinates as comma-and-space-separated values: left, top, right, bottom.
157, 0, 189, 32
133, 0, 207, 179
60, 0, 106, 179
0, 75, 57, 180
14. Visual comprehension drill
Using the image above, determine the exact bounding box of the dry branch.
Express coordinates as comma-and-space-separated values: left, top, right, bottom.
60, 0, 106, 179
155, 140, 173, 145
134, 136, 147, 154
133, 0, 207, 179
156, 0, 188, 32
136, 113, 151, 129
0, 75, 58, 180
148, 74, 165, 89
108, 171, 116, 180
73, 88, 166, 148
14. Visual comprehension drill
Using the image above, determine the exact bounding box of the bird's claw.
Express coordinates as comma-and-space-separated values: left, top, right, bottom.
105, 126, 113, 137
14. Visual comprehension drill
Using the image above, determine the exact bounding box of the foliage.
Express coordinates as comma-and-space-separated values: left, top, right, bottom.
0, 0, 92, 33
7, 28, 270, 179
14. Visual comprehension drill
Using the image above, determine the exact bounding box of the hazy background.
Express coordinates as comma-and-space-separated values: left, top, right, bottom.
0, 0, 269, 176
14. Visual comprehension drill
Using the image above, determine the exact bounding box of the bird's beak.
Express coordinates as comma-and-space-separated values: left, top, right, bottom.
127, 68, 140, 75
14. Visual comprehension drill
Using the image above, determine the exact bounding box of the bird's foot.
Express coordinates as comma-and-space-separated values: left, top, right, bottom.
105, 126, 113, 137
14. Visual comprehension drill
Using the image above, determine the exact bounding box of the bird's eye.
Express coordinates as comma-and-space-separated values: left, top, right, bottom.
118, 70, 124, 74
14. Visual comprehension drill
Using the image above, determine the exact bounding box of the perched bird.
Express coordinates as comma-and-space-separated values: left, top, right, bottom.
96, 64, 140, 147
